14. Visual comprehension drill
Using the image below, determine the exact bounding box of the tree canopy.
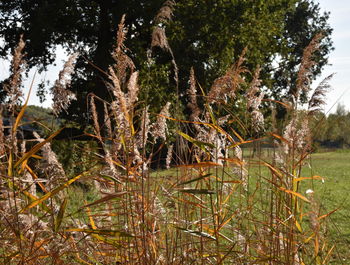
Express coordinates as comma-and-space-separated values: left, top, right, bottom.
0, 0, 333, 124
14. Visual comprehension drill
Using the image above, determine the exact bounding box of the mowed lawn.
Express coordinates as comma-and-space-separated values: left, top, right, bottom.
245, 148, 350, 262
71, 148, 350, 263
308, 150, 350, 262
235, 148, 350, 262
154, 148, 350, 262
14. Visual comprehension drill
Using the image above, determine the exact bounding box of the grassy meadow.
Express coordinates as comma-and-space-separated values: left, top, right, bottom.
147, 148, 350, 264
309, 150, 350, 262
62, 148, 350, 264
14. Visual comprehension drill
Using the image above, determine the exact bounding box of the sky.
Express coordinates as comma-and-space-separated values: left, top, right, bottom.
1, 0, 349, 113
314, 0, 350, 113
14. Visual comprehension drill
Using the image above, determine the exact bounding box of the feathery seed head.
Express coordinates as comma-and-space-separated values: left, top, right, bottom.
112, 15, 135, 84
293, 33, 323, 103
51, 53, 78, 116
0, 107, 4, 156
151, 27, 170, 52
308, 73, 333, 114
5, 35, 26, 112
166, 144, 174, 169
155, 1, 175, 23
104, 102, 113, 138
115, 14, 127, 56
251, 110, 265, 132
33, 131, 66, 188
90, 95, 101, 140
136, 106, 150, 148
208, 48, 248, 104
127, 71, 139, 108
151, 102, 171, 141
187, 67, 201, 123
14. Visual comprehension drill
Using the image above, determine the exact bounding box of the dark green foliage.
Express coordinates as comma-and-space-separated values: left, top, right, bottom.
52, 139, 98, 177
24, 105, 59, 131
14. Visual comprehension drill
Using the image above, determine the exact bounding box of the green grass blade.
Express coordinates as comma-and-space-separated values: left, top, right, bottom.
54, 198, 68, 232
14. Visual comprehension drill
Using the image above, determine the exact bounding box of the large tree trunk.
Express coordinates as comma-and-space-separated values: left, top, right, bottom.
91, 1, 115, 139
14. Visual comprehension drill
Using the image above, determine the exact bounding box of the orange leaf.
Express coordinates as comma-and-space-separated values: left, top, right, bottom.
279, 187, 310, 203
293, 176, 325, 183
218, 157, 245, 166
318, 208, 338, 221
269, 133, 289, 144
20, 170, 90, 213
177, 161, 222, 168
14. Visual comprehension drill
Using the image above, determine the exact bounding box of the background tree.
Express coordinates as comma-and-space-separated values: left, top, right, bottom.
0, 0, 333, 127
314, 104, 350, 148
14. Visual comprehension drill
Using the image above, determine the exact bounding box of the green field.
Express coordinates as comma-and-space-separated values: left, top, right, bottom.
38, 149, 350, 263
148, 148, 350, 263
246, 148, 350, 263
308, 150, 350, 263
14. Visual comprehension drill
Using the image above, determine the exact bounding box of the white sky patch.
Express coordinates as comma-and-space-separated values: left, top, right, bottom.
0, 45, 68, 108
312, 0, 350, 113
333, 31, 350, 41
329, 56, 350, 65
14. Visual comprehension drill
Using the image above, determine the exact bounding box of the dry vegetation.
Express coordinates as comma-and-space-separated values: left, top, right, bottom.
0, 16, 340, 265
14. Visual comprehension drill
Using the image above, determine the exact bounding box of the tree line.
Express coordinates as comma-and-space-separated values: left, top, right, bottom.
312, 104, 350, 149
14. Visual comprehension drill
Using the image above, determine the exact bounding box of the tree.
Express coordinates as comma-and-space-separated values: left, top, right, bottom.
271, 0, 333, 102
0, 0, 333, 126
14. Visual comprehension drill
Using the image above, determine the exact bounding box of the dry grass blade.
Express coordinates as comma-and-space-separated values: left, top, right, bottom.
25, 165, 48, 193
65, 228, 133, 238
14, 128, 63, 169
323, 245, 335, 264
19, 169, 90, 213
177, 131, 215, 153
177, 173, 211, 186
293, 176, 325, 183
176, 162, 221, 168
262, 161, 283, 178
21, 190, 52, 213
295, 219, 303, 233
81, 192, 128, 208
179, 189, 215, 194
12, 74, 35, 134
218, 157, 244, 166
227, 138, 264, 149
176, 227, 216, 240
269, 132, 290, 144
278, 186, 310, 203
317, 208, 339, 221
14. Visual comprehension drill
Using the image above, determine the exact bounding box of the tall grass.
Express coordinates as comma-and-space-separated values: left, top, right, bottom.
0, 18, 339, 265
